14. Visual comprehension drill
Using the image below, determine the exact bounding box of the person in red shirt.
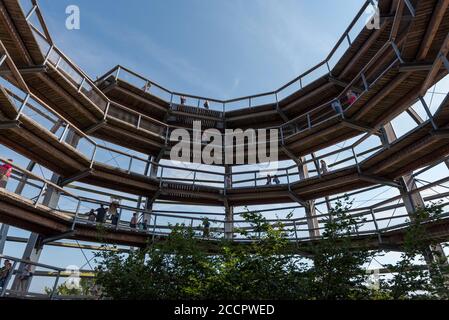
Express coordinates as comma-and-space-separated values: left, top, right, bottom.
0, 159, 13, 188
346, 90, 357, 106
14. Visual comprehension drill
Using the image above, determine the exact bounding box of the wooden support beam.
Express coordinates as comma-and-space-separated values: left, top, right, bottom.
432, 129, 449, 139
339, 19, 392, 79
353, 72, 410, 120
406, 107, 424, 125
341, 119, 378, 134
416, 0, 449, 60
0, 120, 20, 129
85, 119, 107, 134
359, 174, 401, 188
421, 32, 449, 95
41, 231, 75, 245
398, 62, 433, 72
0, 65, 47, 76
58, 169, 93, 187
390, 0, 405, 41
328, 76, 364, 94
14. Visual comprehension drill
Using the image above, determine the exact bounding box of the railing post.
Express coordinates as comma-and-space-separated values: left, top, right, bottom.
59, 123, 70, 142
137, 115, 142, 129
90, 145, 97, 169
441, 52, 449, 72
115, 66, 121, 81
293, 221, 299, 246
371, 208, 382, 244
419, 96, 438, 130
55, 56, 62, 69
103, 102, 110, 120
34, 183, 47, 207
71, 200, 81, 230
159, 168, 164, 187
391, 41, 405, 64
307, 114, 312, 129
361, 73, 369, 92
403, 0, 416, 17
352, 147, 361, 174
346, 34, 352, 46
25, 5, 38, 21
254, 172, 257, 187
286, 169, 290, 190
78, 78, 86, 93
116, 208, 123, 231
280, 126, 285, 145
0, 55, 7, 68
128, 156, 134, 173
43, 45, 54, 65
193, 171, 197, 187
15, 94, 30, 120
152, 215, 158, 242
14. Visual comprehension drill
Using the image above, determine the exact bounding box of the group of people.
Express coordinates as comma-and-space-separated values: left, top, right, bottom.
266, 174, 281, 186
180, 96, 210, 110
331, 90, 358, 115
87, 203, 149, 231
0, 159, 13, 189
0, 260, 12, 290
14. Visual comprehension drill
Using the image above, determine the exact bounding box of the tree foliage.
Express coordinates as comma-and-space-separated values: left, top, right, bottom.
94, 198, 449, 300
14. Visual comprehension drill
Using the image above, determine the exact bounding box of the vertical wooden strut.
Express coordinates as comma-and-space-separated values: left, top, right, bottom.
382, 122, 448, 265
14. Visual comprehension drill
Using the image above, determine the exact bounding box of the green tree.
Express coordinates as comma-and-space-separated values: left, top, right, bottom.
305, 197, 375, 300
381, 203, 449, 299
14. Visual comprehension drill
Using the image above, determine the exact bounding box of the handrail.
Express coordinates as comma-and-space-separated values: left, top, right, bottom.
3, 157, 449, 243
4, 75, 382, 189
19, 0, 409, 159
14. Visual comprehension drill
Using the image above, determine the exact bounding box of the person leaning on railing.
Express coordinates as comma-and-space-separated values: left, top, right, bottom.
346, 89, 358, 106
130, 213, 138, 229
202, 218, 211, 239
17, 257, 32, 296
0, 159, 13, 189
180, 96, 187, 105
0, 259, 12, 289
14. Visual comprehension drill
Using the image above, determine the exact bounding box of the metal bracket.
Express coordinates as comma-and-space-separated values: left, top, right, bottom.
41, 231, 76, 246
58, 169, 93, 187
85, 119, 107, 134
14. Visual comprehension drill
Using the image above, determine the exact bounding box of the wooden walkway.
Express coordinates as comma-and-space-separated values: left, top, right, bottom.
1, 0, 449, 247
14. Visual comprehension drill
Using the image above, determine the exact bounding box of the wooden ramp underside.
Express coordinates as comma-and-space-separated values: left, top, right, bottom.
2, 94, 449, 207
0, 0, 448, 161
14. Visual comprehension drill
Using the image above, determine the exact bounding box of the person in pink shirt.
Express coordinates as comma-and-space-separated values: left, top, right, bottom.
0, 159, 13, 188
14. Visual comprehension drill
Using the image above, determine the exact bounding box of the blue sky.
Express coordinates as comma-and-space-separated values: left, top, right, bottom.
37, 0, 363, 99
